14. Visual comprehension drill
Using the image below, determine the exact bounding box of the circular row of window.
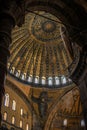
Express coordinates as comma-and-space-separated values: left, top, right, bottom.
8, 65, 72, 86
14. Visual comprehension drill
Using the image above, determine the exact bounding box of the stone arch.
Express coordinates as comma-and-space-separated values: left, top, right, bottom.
44, 86, 82, 130
24, 2, 87, 128
25, 0, 87, 48
6, 79, 33, 112
24, 0, 85, 77
5, 79, 42, 130
25, 0, 85, 28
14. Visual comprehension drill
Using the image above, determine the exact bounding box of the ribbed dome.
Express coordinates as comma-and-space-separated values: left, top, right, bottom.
8, 11, 72, 88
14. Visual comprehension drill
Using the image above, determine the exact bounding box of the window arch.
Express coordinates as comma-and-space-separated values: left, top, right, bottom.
61, 76, 67, 84
55, 77, 60, 85
20, 108, 23, 116
12, 100, 16, 111
10, 67, 15, 74
34, 76, 39, 84
48, 77, 53, 85
3, 112, 7, 121
26, 123, 29, 130
15, 70, 20, 77
12, 116, 15, 125
27, 75, 32, 82
63, 119, 67, 126
20, 120, 23, 128
21, 73, 26, 80
4, 93, 9, 107
81, 119, 85, 127
41, 77, 46, 85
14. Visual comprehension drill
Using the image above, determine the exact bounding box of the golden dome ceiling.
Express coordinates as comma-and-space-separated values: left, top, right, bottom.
7, 11, 72, 88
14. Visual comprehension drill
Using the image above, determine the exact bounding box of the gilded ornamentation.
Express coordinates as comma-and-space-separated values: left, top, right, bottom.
8, 12, 72, 87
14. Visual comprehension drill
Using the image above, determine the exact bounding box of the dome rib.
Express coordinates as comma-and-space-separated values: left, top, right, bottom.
8, 11, 72, 88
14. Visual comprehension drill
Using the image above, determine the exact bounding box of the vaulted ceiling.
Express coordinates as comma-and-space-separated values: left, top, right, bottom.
7, 11, 72, 88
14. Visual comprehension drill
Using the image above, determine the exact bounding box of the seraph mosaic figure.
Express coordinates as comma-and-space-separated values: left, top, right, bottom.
31, 91, 52, 118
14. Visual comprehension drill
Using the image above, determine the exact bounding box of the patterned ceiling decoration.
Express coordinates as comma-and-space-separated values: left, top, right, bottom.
8, 11, 72, 88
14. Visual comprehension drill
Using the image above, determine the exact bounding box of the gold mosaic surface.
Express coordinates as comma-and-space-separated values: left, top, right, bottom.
8, 12, 72, 87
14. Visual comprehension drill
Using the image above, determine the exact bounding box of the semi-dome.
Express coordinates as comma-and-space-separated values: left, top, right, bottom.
8, 11, 72, 88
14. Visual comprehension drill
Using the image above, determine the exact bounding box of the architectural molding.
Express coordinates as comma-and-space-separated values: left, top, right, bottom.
44, 86, 73, 130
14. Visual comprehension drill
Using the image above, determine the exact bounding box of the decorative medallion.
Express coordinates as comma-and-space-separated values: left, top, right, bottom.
7, 11, 72, 88
31, 13, 60, 42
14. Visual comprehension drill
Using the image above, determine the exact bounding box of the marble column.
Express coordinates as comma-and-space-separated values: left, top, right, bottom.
0, 0, 25, 127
